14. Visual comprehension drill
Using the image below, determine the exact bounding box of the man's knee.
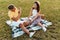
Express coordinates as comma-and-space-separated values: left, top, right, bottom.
19, 23, 23, 27
23, 22, 29, 26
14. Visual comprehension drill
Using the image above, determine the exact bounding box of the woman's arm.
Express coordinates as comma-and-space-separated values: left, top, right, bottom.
39, 10, 45, 19
31, 10, 44, 22
28, 8, 32, 18
31, 13, 39, 22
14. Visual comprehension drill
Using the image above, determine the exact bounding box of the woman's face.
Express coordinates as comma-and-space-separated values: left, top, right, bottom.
33, 3, 37, 9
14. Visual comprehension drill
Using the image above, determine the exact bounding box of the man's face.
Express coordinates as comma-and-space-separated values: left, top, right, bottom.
11, 8, 15, 12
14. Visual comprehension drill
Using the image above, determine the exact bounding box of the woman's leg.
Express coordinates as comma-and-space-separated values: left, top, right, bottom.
37, 22, 43, 27
37, 22, 47, 32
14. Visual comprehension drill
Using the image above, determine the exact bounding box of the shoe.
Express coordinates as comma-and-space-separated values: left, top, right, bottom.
43, 24, 48, 27
29, 31, 35, 37
42, 27, 47, 32
46, 22, 52, 26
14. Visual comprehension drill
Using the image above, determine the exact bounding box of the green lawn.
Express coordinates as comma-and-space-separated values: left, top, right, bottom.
0, 0, 60, 40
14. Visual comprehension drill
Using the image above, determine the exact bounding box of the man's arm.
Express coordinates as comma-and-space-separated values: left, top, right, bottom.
11, 13, 21, 21
11, 8, 21, 21
17, 7, 21, 18
16, 7, 21, 19
11, 17, 17, 21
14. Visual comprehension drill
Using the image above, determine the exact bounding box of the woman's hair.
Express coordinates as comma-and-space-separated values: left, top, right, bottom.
33, 1, 40, 12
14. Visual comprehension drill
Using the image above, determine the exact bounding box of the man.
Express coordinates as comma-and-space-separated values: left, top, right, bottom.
8, 4, 35, 37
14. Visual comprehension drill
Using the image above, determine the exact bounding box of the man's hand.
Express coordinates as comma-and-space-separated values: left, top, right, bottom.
18, 7, 21, 14
29, 19, 33, 24
18, 11, 20, 13
11, 17, 18, 21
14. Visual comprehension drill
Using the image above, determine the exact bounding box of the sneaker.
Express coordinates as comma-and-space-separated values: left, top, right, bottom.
42, 27, 47, 32
43, 24, 48, 27
29, 31, 35, 37
46, 22, 52, 26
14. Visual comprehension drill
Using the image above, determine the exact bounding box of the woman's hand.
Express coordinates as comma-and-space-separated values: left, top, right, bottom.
40, 14, 45, 19
30, 19, 33, 23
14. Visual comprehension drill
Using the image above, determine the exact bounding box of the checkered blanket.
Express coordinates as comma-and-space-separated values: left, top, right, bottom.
6, 18, 52, 38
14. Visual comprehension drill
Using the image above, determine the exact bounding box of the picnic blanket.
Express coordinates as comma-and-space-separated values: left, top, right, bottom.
6, 17, 52, 38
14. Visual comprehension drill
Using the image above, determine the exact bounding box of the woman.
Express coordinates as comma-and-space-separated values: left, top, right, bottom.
28, 1, 47, 32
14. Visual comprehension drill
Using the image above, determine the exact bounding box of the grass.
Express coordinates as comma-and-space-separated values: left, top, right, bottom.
0, 0, 60, 40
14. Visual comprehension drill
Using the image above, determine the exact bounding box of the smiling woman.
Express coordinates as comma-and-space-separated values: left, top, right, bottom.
0, 0, 60, 40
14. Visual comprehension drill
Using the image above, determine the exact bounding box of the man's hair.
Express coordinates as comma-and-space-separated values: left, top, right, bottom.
8, 4, 14, 10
